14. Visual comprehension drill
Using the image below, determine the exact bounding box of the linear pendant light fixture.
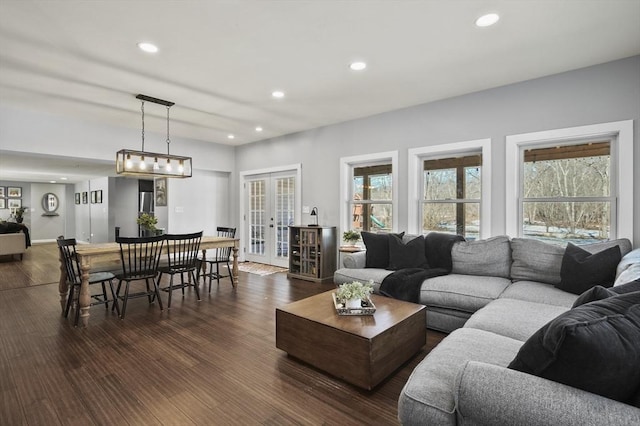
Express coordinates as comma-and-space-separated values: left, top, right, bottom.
116, 94, 192, 178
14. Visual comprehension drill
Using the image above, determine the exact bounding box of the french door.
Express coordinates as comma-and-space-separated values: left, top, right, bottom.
244, 171, 296, 267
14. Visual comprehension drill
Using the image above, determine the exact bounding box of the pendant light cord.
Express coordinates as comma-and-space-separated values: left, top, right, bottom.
166, 105, 171, 155
141, 100, 145, 152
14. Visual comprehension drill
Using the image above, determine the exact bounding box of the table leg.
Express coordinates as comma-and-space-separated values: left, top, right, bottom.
78, 255, 92, 327
58, 249, 68, 312
232, 246, 239, 285
200, 249, 207, 282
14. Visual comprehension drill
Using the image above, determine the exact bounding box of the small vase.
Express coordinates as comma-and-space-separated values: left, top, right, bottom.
345, 298, 362, 309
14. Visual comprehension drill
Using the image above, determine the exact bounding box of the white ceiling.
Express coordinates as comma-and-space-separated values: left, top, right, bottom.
1, 0, 639, 183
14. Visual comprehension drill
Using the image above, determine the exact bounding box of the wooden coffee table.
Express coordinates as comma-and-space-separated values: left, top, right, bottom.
276, 291, 426, 390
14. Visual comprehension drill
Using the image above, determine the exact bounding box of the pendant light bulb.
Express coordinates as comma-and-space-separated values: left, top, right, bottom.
140, 156, 146, 170
178, 160, 184, 173
166, 158, 172, 172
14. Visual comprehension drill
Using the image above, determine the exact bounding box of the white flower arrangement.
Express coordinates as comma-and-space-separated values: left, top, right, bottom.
336, 280, 374, 302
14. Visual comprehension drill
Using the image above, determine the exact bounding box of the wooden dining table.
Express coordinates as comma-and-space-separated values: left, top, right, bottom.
58, 236, 239, 327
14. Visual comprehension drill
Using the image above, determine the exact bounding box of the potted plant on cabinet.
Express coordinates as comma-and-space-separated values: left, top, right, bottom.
342, 229, 361, 246
336, 280, 374, 309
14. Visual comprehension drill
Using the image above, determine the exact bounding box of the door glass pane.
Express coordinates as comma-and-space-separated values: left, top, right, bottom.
522, 201, 610, 244
275, 176, 295, 258
249, 180, 265, 255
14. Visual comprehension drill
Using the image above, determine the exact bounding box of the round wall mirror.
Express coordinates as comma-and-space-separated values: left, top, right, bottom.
42, 192, 59, 214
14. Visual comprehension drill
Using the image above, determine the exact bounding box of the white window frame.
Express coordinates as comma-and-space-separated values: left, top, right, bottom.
505, 120, 633, 241
408, 139, 492, 238
339, 151, 398, 235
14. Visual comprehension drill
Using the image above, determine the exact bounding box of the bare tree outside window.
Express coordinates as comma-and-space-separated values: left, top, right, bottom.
421, 155, 481, 239
522, 141, 611, 244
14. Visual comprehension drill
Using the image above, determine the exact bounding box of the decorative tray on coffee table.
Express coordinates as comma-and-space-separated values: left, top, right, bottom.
332, 293, 376, 316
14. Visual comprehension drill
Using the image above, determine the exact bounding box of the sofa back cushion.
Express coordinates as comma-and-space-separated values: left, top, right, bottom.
451, 235, 511, 278
510, 238, 565, 285
508, 291, 640, 406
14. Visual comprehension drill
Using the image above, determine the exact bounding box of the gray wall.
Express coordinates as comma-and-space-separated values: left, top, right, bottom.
236, 56, 640, 246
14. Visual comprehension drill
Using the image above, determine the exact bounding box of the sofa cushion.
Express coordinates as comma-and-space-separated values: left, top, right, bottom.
508, 291, 640, 405
498, 280, 577, 307
419, 274, 512, 313
581, 238, 632, 257
451, 236, 511, 278
557, 243, 621, 295
399, 328, 523, 426
464, 298, 569, 342
387, 234, 428, 270
510, 238, 565, 285
361, 231, 403, 269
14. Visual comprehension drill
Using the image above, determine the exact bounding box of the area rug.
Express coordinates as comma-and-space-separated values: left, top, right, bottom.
238, 262, 288, 276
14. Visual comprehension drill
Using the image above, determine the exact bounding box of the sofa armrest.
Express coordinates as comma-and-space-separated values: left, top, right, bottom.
455, 361, 640, 426
343, 251, 366, 268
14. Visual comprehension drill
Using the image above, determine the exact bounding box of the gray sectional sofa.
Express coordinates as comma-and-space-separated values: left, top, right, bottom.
334, 235, 640, 425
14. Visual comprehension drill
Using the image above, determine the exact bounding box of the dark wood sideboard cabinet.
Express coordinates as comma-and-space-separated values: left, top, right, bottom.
288, 226, 337, 282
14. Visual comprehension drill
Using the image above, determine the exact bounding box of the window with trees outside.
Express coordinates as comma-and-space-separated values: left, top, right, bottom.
352, 164, 392, 232
422, 154, 481, 240
522, 141, 612, 244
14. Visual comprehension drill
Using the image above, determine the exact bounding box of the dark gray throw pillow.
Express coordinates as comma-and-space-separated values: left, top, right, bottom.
508, 291, 640, 405
557, 242, 621, 295
387, 235, 428, 270
362, 231, 404, 269
573, 279, 640, 308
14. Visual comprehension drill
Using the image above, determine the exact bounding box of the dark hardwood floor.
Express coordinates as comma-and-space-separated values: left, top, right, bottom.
0, 243, 444, 425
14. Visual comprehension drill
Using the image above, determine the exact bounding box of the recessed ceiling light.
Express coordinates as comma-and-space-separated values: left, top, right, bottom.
475, 13, 500, 27
50, 180, 57, 184
255, 126, 263, 132
350, 61, 367, 71
137, 42, 159, 53
227, 134, 235, 139
60, 177, 68, 180
271, 90, 285, 99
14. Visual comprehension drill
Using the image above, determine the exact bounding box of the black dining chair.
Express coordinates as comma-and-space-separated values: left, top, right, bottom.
158, 231, 203, 309
57, 237, 117, 326
112, 234, 165, 319
197, 227, 236, 292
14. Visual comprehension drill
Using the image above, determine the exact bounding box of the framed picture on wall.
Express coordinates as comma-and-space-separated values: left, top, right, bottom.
96, 190, 103, 204
0, 199, 5, 209
0, 187, 5, 198
75, 193, 81, 204
155, 178, 167, 206
7, 187, 21, 198
91, 191, 97, 204
8, 199, 21, 209
82, 192, 88, 204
